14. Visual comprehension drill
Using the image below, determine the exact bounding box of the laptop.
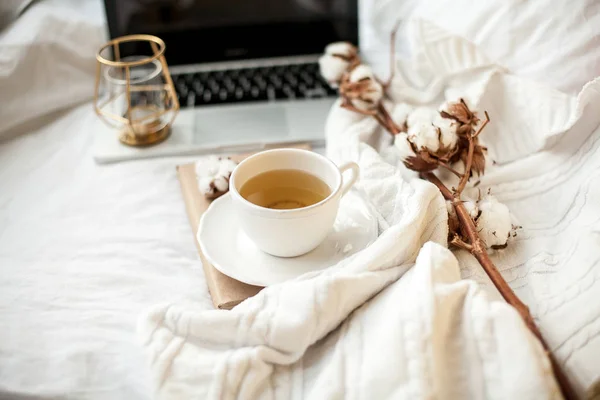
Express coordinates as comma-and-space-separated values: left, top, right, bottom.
95, 0, 358, 163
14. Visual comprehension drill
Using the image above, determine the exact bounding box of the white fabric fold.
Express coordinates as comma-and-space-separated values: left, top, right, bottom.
139, 239, 561, 399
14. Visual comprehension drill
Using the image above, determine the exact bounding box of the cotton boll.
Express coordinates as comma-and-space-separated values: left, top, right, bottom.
349, 64, 375, 81
217, 158, 238, 176
407, 122, 440, 152
195, 155, 221, 178
351, 82, 383, 111
325, 42, 356, 58
434, 115, 459, 149
198, 177, 215, 196
342, 64, 383, 111
392, 102, 414, 127
320, 41, 358, 86
195, 156, 238, 199
394, 133, 415, 161
407, 107, 438, 128
213, 176, 229, 192
476, 195, 512, 248
319, 54, 349, 86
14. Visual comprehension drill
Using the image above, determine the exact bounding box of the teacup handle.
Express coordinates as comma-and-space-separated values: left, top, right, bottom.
339, 162, 360, 196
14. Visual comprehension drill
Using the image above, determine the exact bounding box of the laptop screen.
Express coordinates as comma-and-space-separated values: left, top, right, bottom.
103, 0, 358, 66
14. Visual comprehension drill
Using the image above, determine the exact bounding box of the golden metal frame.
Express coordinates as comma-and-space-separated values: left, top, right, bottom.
93, 34, 180, 147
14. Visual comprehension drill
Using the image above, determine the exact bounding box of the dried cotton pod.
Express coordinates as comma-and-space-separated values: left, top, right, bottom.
439, 98, 478, 126
468, 144, 487, 176
439, 99, 487, 175
339, 64, 383, 111
195, 156, 238, 200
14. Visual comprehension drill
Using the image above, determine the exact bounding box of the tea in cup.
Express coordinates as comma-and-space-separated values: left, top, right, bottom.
229, 148, 359, 257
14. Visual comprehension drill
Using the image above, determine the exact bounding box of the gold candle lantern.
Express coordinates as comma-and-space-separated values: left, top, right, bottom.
94, 34, 179, 147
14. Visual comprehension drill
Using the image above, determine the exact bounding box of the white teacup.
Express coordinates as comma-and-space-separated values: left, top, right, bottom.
229, 148, 359, 257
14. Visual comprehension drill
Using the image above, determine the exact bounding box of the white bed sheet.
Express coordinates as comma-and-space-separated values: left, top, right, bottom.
0, 105, 215, 399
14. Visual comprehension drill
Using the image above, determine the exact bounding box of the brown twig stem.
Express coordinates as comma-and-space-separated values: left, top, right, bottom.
450, 235, 473, 251
473, 110, 490, 138
422, 172, 577, 400
456, 111, 490, 194
377, 103, 401, 134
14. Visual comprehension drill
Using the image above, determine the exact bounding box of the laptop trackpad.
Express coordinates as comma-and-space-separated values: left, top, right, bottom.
193, 104, 287, 146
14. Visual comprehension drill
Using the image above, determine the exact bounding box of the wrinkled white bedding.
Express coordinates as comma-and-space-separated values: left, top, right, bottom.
1, 1, 600, 399
0, 105, 216, 398
0, 4, 215, 398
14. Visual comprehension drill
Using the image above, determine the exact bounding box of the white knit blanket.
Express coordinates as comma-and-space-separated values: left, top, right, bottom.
138, 19, 600, 399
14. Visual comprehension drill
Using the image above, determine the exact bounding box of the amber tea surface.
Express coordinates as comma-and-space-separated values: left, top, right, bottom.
239, 169, 331, 209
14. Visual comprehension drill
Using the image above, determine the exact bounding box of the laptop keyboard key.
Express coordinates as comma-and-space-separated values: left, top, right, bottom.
239, 76, 251, 90
282, 84, 295, 99
234, 87, 244, 100
192, 80, 203, 94
284, 73, 298, 87
267, 86, 276, 101
268, 75, 283, 88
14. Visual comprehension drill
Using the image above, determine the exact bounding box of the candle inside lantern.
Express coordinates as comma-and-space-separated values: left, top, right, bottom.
94, 35, 179, 147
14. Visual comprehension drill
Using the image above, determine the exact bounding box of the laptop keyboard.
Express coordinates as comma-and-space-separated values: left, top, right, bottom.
170, 62, 337, 107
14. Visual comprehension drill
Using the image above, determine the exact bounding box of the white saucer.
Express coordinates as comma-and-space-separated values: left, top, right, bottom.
197, 192, 377, 286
